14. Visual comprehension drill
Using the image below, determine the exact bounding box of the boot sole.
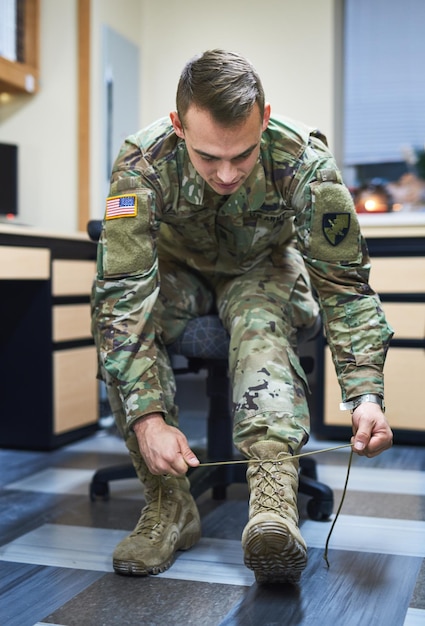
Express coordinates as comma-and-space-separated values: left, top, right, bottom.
113, 525, 201, 577
242, 519, 307, 584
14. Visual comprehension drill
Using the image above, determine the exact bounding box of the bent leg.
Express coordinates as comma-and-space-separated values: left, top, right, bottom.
102, 256, 210, 576
215, 246, 318, 583
151, 257, 214, 426
215, 244, 318, 456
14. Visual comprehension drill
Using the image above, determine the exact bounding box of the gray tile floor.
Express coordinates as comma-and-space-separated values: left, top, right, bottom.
0, 417, 424, 626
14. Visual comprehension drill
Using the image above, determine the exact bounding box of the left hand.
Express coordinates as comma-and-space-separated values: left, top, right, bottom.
351, 402, 393, 457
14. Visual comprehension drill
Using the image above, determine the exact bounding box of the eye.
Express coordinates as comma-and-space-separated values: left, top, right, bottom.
232, 151, 252, 163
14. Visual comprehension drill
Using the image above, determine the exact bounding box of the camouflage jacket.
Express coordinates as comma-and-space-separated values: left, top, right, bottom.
91, 115, 393, 428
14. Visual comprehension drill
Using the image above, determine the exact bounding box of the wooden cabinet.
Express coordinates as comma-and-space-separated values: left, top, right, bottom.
316, 222, 425, 445
53, 346, 98, 436
0, 0, 40, 94
0, 225, 98, 450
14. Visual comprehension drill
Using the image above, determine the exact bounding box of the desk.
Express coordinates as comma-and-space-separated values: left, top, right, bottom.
316, 217, 425, 445
0, 224, 98, 450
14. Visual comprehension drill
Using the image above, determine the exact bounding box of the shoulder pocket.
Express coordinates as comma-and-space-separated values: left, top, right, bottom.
103, 189, 156, 278
309, 181, 361, 264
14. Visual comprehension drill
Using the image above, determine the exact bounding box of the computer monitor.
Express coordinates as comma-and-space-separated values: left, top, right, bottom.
0, 143, 18, 217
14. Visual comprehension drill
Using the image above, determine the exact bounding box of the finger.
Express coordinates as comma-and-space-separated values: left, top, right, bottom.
176, 440, 200, 470
163, 447, 200, 476
182, 448, 200, 468
352, 429, 371, 454
351, 432, 393, 457
176, 434, 200, 469
364, 436, 393, 458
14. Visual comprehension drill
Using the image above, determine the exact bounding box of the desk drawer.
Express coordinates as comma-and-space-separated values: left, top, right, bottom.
53, 346, 98, 434
0, 246, 50, 279
324, 345, 425, 432
370, 257, 425, 294
53, 304, 92, 342
52, 259, 95, 296
383, 302, 425, 339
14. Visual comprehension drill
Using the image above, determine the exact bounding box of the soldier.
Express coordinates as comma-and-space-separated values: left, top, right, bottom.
91, 49, 393, 584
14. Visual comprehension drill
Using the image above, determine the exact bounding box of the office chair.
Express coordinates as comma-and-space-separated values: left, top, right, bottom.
87, 220, 334, 521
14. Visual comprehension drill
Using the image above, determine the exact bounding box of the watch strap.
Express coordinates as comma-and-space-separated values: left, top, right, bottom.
340, 393, 384, 412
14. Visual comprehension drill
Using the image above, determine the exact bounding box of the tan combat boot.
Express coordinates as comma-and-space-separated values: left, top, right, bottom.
241, 441, 307, 584
113, 469, 201, 576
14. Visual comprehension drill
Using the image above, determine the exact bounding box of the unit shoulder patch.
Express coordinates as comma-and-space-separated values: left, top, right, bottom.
322, 212, 351, 246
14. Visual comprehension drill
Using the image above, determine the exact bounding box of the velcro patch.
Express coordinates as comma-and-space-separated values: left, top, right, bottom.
105, 194, 137, 219
309, 181, 361, 263
103, 189, 155, 278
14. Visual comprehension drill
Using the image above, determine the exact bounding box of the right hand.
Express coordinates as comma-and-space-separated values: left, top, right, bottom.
133, 413, 200, 476
351, 402, 393, 458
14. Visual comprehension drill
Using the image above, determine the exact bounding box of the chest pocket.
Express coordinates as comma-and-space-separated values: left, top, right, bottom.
163, 205, 219, 253
247, 204, 294, 258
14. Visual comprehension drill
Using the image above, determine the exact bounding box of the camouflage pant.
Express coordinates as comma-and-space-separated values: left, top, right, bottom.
154, 243, 319, 456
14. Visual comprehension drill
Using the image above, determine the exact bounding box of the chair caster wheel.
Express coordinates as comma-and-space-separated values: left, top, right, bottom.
307, 498, 333, 521
90, 481, 110, 502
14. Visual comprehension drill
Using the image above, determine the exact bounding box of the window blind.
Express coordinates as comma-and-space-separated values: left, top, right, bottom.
344, 0, 425, 166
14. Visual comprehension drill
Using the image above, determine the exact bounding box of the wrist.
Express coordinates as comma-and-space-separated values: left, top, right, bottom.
133, 412, 165, 433
340, 393, 385, 413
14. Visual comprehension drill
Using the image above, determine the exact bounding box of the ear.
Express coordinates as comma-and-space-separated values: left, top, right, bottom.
170, 111, 185, 139
262, 103, 271, 131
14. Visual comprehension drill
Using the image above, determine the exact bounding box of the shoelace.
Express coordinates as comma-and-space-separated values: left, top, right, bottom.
196, 442, 355, 567
135, 476, 171, 537
249, 460, 296, 516
323, 447, 354, 567
150, 443, 354, 566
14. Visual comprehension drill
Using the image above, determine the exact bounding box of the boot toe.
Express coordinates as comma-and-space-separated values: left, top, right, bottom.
112, 500, 201, 577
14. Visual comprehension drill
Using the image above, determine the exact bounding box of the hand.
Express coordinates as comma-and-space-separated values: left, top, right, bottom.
133, 413, 200, 475
351, 402, 393, 457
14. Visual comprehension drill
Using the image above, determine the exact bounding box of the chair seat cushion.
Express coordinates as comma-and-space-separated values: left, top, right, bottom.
169, 315, 229, 360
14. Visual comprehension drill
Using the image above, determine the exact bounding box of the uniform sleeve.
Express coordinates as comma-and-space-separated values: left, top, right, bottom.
91, 140, 165, 430
290, 138, 393, 402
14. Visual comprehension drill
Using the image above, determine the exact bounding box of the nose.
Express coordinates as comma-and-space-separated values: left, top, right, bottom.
216, 161, 238, 184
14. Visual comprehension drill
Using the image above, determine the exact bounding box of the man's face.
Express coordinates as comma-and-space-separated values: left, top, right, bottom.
170, 103, 271, 195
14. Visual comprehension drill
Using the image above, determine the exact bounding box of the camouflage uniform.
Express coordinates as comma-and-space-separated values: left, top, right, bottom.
91, 115, 393, 457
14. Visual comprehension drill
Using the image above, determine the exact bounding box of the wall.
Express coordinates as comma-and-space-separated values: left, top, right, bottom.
139, 0, 339, 141
0, 0, 340, 232
0, 0, 79, 232
89, 0, 142, 220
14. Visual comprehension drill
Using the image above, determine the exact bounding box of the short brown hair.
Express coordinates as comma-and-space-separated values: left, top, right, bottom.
176, 49, 265, 127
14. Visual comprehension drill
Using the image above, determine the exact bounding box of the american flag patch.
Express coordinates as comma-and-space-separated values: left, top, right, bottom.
105, 194, 137, 219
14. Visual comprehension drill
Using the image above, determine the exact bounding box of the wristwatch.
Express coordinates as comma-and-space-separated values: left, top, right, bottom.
340, 393, 385, 413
